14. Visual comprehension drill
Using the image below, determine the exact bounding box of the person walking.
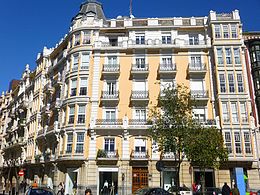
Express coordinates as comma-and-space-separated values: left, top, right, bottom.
222, 182, 231, 195
57, 182, 65, 195
72, 181, 77, 195
85, 188, 92, 195
232, 184, 240, 195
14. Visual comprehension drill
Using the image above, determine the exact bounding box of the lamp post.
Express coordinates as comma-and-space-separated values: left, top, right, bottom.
252, 127, 260, 179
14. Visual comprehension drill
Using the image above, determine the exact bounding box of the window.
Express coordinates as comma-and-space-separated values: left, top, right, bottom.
193, 108, 206, 123
190, 56, 202, 68
83, 31, 90, 44
162, 57, 172, 65
68, 106, 75, 124
237, 74, 244, 92
223, 25, 229, 38
106, 81, 116, 95
81, 53, 89, 69
135, 139, 146, 152
77, 105, 85, 124
231, 24, 237, 38
162, 34, 171, 44
224, 132, 232, 154
74, 33, 80, 46
222, 103, 229, 122
105, 110, 116, 120
135, 109, 146, 121
240, 102, 247, 122
219, 74, 226, 92
233, 48, 241, 64
66, 133, 73, 153
73, 54, 79, 71
214, 25, 221, 38
217, 48, 224, 64
135, 58, 146, 68
231, 103, 238, 123
136, 34, 145, 44
70, 79, 77, 96
109, 38, 118, 46
244, 132, 251, 154
108, 56, 117, 65
228, 74, 235, 93
76, 133, 84, 153
104, 138, 115, 152
225, 48, 232, 64
234, 132, 242, 154
79, 78, 88, 96
189, 35, 199, 45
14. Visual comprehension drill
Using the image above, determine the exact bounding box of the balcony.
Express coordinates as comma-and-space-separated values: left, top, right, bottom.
44, 82, 53, 94
96, 149, 119, 161
95, 119, 123, 126
184, 40, 206, 47
194, 119, 217, 126
160, 152, 178, 161
101, 91, 119, 102
37, 126, 48, 139
187, 63, 207, 76
45, 121, 60, 136
130, 150, 149, 160
158, 63, 177, 77
131, 64, 149, 77
129, 119, 148, 126
131, 91, 149, 103
102, 64, 120, 76
190, 90, 209, 101
18, 119, 26, 127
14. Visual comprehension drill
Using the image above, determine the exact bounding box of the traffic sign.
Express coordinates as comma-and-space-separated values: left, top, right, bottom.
18, 170, 24, 176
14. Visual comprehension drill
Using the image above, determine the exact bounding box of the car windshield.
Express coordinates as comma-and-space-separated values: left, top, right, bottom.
30, 189, 54, 195
169, 186, 190, 191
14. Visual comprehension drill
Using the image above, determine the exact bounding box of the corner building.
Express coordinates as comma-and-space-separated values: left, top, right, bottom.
1, 1, 259, 194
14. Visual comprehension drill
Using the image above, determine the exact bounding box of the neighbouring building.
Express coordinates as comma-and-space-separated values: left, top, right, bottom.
0, 1, 259, 194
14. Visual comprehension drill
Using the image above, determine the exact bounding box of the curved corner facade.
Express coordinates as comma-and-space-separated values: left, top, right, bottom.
0, 2, 259, 195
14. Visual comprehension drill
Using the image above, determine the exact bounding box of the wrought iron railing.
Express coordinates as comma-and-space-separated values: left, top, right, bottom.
101, 91, 119, 99
103, 64, 120, 72
95, 119, 123, 125
131, 91, 149, 99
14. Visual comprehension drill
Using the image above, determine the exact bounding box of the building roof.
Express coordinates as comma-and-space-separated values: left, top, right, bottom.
72, 0, 106, 21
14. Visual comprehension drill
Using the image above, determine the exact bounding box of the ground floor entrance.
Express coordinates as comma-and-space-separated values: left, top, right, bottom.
162, 169, 177, 191
98, 167, 118, 195
132, 167, 148, 193
65, 168, 78, 195
194, 169, 214, 187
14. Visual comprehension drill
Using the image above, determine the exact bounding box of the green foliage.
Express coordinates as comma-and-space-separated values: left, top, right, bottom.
97, 149, 107, 158
149, 84, 228, 187
185, 127, 228, 169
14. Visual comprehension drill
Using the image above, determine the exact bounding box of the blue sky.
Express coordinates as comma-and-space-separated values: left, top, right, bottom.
0, 0, 259, 93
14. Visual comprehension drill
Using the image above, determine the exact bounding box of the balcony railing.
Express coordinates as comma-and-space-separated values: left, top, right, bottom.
131, 91, 149, 99
97, 149, 118, 159
131, 64, 149, 72
190, 90, 208, 98
194, 119, 216, 126
159, 63, 177, 72
96, 119, 123, 125
184, 40, 206, 46
241, 117, 248, 123
103, 64, 120, 72
129, 119, 148, 125
101, 91, 119, 99
161, 152, 178, 160
131, 150, 149, 160
188, 63, 207, 71
102, 42, 123, 47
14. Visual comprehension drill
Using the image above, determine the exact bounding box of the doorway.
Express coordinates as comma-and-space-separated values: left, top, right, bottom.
132, 167, 148, 193
65, 168, 77, 195
194, 169, 214, 187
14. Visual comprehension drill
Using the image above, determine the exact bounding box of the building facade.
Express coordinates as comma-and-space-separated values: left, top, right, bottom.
0, 1, 259, 194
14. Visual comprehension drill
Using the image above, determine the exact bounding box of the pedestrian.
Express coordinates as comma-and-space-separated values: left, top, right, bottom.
85, 188, 92, 195
32, 181, 38, 188
222, 182, 231, 195
73, 181, 77, 195
58, 182, 65, 195
2, 183, 5, 195
231, 184, 240, 195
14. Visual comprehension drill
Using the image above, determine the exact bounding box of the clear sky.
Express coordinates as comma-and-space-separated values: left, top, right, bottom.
0, 0, 259, 93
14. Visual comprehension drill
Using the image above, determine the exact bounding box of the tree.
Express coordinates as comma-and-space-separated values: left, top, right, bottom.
149, 84, 228, 191
185, 126, 228, 193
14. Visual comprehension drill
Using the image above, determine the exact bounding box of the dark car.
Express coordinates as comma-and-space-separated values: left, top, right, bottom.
133, 187, 171, 195
25, 187, 55, 195
205, 187, 222, 195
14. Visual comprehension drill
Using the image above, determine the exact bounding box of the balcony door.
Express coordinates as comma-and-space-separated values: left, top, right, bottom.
134, 138, 146, 152
190, 56, 201, 67
104, 138, 115, 152
106, 81, 116, 95
105, 110, 116, 121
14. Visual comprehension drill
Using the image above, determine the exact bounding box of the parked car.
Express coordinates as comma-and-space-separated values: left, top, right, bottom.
167, 186, 192, 195
133, 187, 171, 195
25, 187, 55, 195
205, 187, 222, 195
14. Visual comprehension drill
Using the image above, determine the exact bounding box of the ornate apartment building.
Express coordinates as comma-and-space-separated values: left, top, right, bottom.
0, 1, 259, 194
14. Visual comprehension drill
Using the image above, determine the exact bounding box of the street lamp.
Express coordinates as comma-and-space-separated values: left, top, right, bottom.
252, 127, 260, 179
